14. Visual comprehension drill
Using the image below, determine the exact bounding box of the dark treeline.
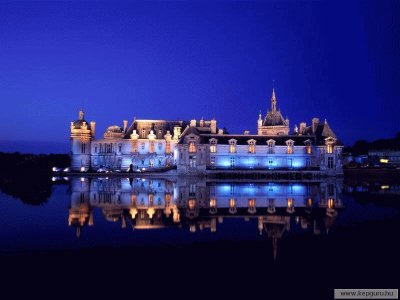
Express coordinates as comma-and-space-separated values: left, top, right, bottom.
0, 152, 70, 205
344, 133, 400, 156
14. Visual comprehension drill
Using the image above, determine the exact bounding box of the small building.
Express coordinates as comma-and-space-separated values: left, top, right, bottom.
368, 150, 400, 167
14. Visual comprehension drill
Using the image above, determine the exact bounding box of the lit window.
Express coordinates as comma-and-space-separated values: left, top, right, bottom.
306, 145, 312, 154
327, 198, 334, 209
286, 140, 294, 154
165, 142, 171, 154
229, 198, 237, 214
149, 142, 154, 153
209, 198, 216, 208
287, 144, 293, 154
287, 198, 295, 213
249, 144, 255, 154
189, 142, 196, 153
210, 144, 216, 153
229, 144, 235, 153
247, 139, 256, 153
188, 199, 196, 210
229, 198, 236, 210
327, 144, 333, 154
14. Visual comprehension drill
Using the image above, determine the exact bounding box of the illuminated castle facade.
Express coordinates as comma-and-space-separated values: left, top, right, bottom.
70, 89, 343, 176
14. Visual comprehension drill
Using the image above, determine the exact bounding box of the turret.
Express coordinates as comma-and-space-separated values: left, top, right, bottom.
90, 121, 96, 138
123, 120, 128, 132
173, 126, 181, 142
312, 118, 319, 134
257, 111, 262, 128
210, 119, 217, 134
70, 110, 93, 171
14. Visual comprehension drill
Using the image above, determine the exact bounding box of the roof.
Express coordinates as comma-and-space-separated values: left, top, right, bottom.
263, 110, 288, 127
123, 120, 187, 139
301, 121, 340, 145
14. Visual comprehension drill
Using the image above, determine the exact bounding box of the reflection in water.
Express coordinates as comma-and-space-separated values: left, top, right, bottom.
68, 177, 343, 259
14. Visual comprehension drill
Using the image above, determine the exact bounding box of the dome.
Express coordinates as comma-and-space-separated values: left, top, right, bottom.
106, 125, 122, 133
73, 119, 91, 130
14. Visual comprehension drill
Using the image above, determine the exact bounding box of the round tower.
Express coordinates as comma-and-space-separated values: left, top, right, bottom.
70, 110, 94, 171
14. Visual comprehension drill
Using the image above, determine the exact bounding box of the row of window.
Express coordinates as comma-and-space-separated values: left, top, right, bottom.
208, 144, 315, 154
93, 143, 122, 154
93, 142, 172, 154
209, 157, 314, 168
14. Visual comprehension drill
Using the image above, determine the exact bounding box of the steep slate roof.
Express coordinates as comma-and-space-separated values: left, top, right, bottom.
263, 110, 288, 126
301, 121, 340, 145
123, 120, 188, 139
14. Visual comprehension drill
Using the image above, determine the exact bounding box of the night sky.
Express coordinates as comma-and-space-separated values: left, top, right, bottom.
0, 1, 399, 153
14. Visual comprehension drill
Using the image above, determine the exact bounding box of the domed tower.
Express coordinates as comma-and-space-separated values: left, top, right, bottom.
70, 110, 95, 171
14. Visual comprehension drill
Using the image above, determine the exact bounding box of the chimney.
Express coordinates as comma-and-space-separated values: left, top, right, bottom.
199, 117, 204, 127
218, 129, 224, 134
312, 118, 319, 134
299, 122, 306, 135
210, 119, 217, 134
90, 121, 96, 137
244, 130, 250, 135
123, 120, 128, 132
190, 119, 196, 127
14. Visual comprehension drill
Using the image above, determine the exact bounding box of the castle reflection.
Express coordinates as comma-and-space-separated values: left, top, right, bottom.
68, 177, 343, 258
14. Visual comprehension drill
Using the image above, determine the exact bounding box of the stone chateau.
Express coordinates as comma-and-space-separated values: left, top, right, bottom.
70, 89, 343, 176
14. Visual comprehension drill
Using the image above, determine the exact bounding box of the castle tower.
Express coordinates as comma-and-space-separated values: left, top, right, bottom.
257, 88, 289, 136
70, 110, 94, 171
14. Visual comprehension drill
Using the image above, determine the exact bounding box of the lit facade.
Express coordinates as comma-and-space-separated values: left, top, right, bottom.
70, 89, 343, 175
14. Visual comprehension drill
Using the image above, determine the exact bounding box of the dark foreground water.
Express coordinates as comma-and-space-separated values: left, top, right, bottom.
0, 175, 398, 299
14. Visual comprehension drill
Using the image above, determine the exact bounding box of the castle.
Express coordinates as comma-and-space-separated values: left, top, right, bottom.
70, 89, 343, 176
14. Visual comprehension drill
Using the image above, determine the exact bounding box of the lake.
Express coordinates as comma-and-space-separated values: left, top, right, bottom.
0, 175, 398, 298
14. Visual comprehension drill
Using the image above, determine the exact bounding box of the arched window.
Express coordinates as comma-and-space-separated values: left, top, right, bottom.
189, 142, 196, 153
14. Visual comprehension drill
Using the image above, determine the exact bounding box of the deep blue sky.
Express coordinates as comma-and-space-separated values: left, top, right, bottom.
0, 1, 399, 153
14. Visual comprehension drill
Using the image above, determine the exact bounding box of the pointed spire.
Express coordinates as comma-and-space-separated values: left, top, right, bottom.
78, 109, 84, 120
271, 88, 277, 113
